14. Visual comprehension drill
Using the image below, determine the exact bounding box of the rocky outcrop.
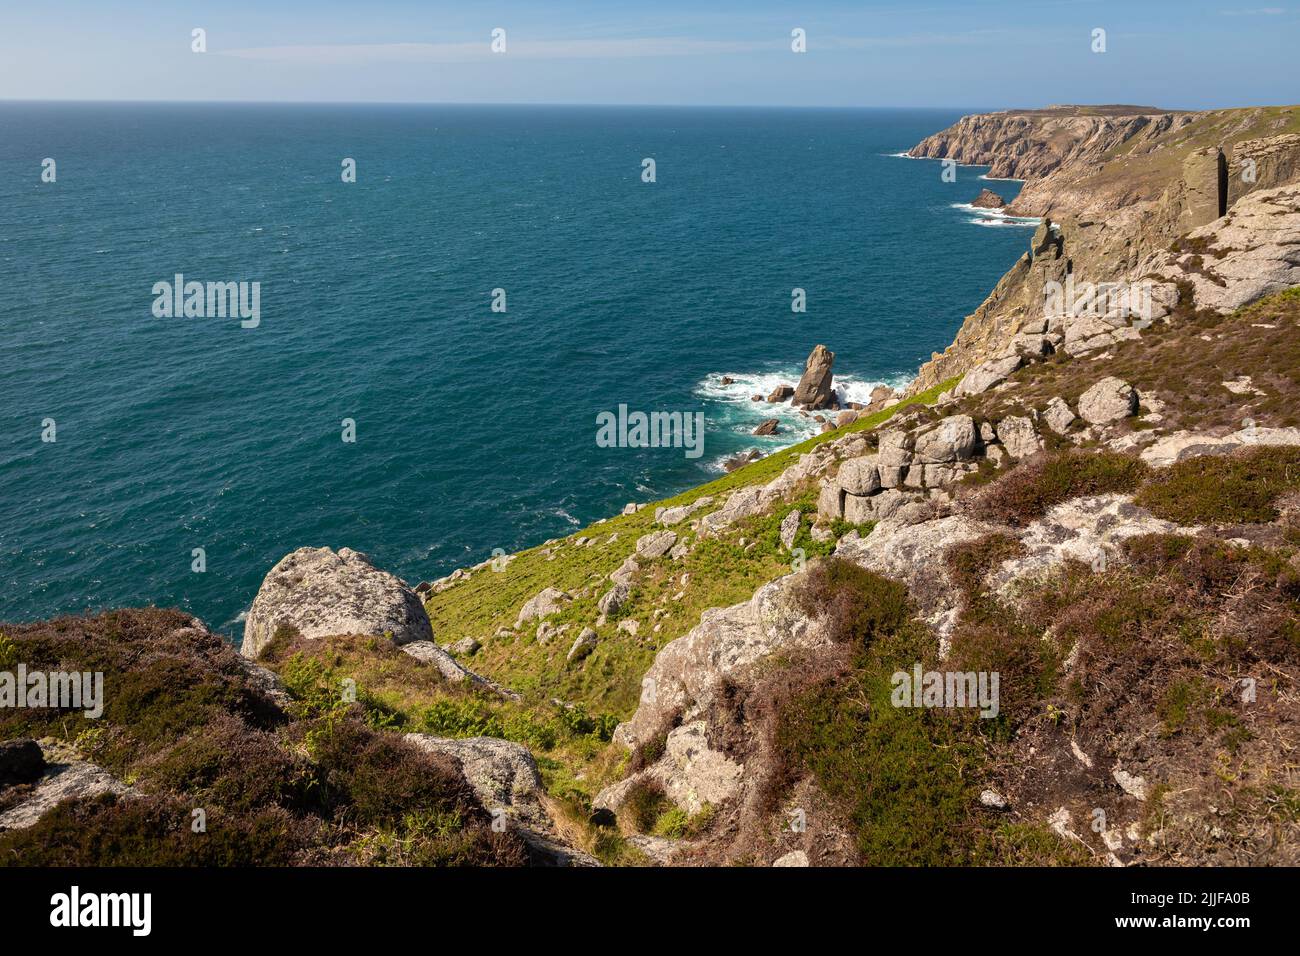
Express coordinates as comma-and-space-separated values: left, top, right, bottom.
242, 547, 432, 658
970, 188, 1006, 209
404, 734, 598, 866
401, 640, 520, 700
1078, 377, 1139, 425
515, 586, 571, 628
792, 344, 836, 410
0, 743, 134, 831
908, 106, 1188, 184
907, 108, 1300, 396
1138, 184, 1300, 313
611, 574, 828, 752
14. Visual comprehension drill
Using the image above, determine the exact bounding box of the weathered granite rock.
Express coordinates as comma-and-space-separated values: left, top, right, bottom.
635, 530, 678, 560
954, 355, 1022, 397
792, 344, 836, 410
1078, 377, 1139, 425
817, 480, 844, 520
234, 657, 295, 710
766, 385, 795, 403
753, 418, 780, 436
996, 415, 1043, 459
613, 574, 829, 751
447, 636, 481, 656
986, 495, 1183, 598
516, 586, 572, 627
657, 497, 713, 526
567, 627, 598, 663
1044, 396, 1076, 434
779, 510, 801, 550
699, 486, 766, 535
837, 456, 881, 496
913, 415, 978, 464
404, 734, 549, 827
598, 581, 632, 617
970, 188, 1006, 209
837, 513, 993, 654
1141, 183, 1300, 313
0, 752, 134, 831
401, 640, 520, 700
242, 547, 432, 658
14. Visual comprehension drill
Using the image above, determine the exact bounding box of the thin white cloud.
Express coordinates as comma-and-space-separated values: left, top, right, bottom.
218, 32, 1002, 65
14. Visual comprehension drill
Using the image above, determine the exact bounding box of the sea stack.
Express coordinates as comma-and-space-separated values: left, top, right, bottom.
793, 344, 836, 410
970, 188, 1006, 209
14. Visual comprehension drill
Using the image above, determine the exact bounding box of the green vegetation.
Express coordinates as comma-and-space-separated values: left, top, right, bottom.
764, 558, 1085, 864
1136, 446, 1300, 525
0, 609, 528, 867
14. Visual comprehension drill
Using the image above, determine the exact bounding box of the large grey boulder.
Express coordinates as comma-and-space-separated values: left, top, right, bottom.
1078, 377, 1139, 425
635, 530, 678, 560
912, 415, 978, 464
1043, 397, 1076, 434
241, 547, 432, 658
954, 355, 1021, 397
516, 586, 571, 628
837, 456, 881, 495
996, 416, 1043, 459
404, 734, 549, 828
792, 344, 836, 410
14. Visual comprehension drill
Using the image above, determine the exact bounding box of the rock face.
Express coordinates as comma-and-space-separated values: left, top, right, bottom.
996, 415, 1043, 459
0, 746, 134, 831
241, 547, 432, 658
612, 575, 828, 751
766, 385, 794, 403
516, 586, 571, 628
1078, 377, 1139, 425
1140, 183, 1300, 313
753, 418, 779, 436
970, 188, 1006, 209
953, 355, 1022, 397
908, 106, 1187, 183
792, 344, 836, 410
403, 734, 550, 830
635, 530, 678, 560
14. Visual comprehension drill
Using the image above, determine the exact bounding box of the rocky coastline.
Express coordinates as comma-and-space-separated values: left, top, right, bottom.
6, 104, 1300, 868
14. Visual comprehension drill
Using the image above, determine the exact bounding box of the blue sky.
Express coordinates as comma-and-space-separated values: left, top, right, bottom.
2, 0, 1297, 108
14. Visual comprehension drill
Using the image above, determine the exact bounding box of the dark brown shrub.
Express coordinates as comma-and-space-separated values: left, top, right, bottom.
796, 557, 912, 646
972, 450, 1149, 527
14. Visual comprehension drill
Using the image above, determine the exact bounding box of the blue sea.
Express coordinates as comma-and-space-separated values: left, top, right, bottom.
0, 102, 1032, 640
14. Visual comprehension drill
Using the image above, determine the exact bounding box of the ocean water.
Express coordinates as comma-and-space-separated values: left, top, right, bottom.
0, 102, 1029, 640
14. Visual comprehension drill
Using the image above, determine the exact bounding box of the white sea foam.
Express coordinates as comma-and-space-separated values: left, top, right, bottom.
694, 367, 912, 459
978, 173, 1026, 182
948, 202, 1040, 228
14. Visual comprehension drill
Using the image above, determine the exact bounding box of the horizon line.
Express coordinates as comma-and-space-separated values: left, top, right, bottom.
0, 96, 1211, 112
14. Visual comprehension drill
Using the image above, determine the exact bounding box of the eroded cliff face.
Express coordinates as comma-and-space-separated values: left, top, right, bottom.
906, 105, 1300, 395
908, 106, 1192, 184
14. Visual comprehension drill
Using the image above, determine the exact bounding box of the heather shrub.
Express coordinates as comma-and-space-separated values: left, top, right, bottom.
973, 450, 1148, 526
